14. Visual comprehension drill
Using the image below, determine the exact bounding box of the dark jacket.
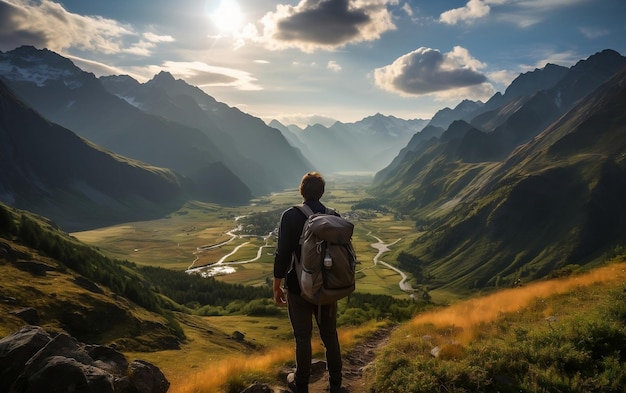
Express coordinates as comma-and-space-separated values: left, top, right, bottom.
274, 200, 336, 294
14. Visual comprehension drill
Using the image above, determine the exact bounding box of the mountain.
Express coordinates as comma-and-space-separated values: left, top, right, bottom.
372, 50, 626, 295
373, 124, 445, 183
426, 99, 485, 130
0, 80, 195, 231
0, 46, 254, 200
271, 113, 429, 173
426, 64, 570, 132
100, 71, 312, 195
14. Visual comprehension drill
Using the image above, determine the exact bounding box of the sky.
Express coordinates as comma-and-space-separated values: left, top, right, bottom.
1, 0, 625, 127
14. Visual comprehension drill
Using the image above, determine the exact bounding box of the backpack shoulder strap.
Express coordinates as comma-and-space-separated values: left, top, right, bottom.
294, 203, 315, 217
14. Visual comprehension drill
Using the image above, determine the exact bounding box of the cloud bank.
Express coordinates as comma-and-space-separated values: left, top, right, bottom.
239, 0, 398, 52
0, 0, 138, 53
374, 46, 490, 98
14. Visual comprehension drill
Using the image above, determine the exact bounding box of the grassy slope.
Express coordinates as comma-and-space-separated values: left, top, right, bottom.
0, 241, 175, 349
132, 259, 626, 393
368, 258, 626, 392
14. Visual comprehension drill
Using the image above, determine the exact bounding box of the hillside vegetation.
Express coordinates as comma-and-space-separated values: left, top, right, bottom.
148, 258, 626, 393
0, 197, 428, 347
368, 259, 626, 393
371, 52, 626, 299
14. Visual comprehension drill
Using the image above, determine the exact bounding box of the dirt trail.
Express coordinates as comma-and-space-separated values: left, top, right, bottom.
300, 326, 393, 393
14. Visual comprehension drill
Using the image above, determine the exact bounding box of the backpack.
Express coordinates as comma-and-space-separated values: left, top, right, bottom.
291, 204, 357, 305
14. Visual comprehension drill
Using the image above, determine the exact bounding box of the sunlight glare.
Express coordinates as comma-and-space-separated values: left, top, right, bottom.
211, 0, 244, 34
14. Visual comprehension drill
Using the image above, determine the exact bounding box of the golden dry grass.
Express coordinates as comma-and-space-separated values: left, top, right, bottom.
407, 261, 626, 344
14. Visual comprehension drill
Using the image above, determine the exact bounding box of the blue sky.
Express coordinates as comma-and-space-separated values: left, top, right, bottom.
1, 0, 624, 127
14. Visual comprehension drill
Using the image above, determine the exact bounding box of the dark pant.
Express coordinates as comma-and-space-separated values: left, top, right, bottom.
287, 291, 342, 389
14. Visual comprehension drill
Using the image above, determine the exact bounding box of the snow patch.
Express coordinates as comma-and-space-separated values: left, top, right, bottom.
0, 61, 82, 89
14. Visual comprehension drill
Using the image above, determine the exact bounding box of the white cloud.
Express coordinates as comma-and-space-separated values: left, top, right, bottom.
487, 69, 519, 87
579, 26, 609, 39
440, 0, 493, 25
515, 0, 590, 10
439, 0, 591, 27
143, 32, 175, 43
431, 82, 495, 102
402, 2, 413, 17
0, 0, 138, 54
327, 60, 342, 72
374, 46, 490, 97
151, 61, 262, 91
64, 53, 139, 79
123, 33, 175, 56
238, 0, 397, 53
530, 50, 580, 68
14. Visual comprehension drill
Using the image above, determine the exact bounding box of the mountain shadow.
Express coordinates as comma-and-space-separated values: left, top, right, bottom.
0, 80, 189, 231
100, 70, 312, 195
0, 46, 252, 203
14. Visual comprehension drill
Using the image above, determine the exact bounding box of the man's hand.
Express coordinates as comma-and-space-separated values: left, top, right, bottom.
273, 277, 287, 306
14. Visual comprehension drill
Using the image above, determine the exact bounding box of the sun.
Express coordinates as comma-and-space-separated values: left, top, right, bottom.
211, 0, 244, 34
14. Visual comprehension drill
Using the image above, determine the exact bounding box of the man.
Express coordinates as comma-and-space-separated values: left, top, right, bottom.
273, 172, 343, 393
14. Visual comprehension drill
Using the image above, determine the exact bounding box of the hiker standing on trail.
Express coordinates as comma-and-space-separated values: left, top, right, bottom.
273, 172, 344, 393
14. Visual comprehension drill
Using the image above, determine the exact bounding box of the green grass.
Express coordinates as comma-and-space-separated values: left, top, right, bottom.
0, 248, 175, 349
73, 176, 419, 300
368, 260, 626, 392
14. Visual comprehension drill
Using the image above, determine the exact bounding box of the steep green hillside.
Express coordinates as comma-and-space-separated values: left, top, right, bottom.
0, 202, 276, 350
0, 203, 183, 349
372, 63, 626, 298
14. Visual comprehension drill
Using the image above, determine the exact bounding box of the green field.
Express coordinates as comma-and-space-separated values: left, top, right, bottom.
73, 174, 416, 298
70, 174, 423, 392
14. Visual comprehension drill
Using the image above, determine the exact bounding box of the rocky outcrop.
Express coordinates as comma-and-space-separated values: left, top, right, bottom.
0, 325, 170, 393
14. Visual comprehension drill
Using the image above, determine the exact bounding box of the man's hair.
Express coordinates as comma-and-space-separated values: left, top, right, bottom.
299, 172, 325, 201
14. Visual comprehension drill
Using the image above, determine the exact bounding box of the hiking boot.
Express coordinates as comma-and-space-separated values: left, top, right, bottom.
287, 372, 309, 393
329, 386, 348, 393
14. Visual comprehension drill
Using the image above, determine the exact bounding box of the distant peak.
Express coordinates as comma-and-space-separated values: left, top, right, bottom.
152, 71, 176, 82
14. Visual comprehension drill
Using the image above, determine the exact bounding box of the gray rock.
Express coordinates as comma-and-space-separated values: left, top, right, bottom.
0, 326, 170, 393
0, 326, 51, 392
232, 330, 245, 342
16, 355, 114, 393
128, 360, 170, 393
12, 260, 53, 276
240, 383, 275, 392
9, 308, 40, 325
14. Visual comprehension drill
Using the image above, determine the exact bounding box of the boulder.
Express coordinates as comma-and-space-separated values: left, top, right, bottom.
0, 326, 51, 392
9, 307, 40, 325
127, 360, 170, 393
232, 330, 245, 342
0, 326, 170, 393
12, 260, 53, 276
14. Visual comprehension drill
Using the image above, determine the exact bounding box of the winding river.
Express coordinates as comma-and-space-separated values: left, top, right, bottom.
368, 234, 413, 292
185, 220, 414, 293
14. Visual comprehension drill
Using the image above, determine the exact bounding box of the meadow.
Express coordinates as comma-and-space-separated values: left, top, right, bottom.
73, 173, 423, 391
71, 173, 626, 392
73, 173, 419, 293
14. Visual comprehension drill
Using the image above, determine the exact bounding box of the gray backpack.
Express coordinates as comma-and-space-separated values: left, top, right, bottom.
291, 204, 357, 305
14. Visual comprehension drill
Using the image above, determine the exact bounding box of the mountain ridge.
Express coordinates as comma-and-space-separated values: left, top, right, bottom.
270, 113, 429, 173
0, 46, 307, 198
0, 80, 198, 231
371, 50, 626, 296
100, 70, 312, 195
